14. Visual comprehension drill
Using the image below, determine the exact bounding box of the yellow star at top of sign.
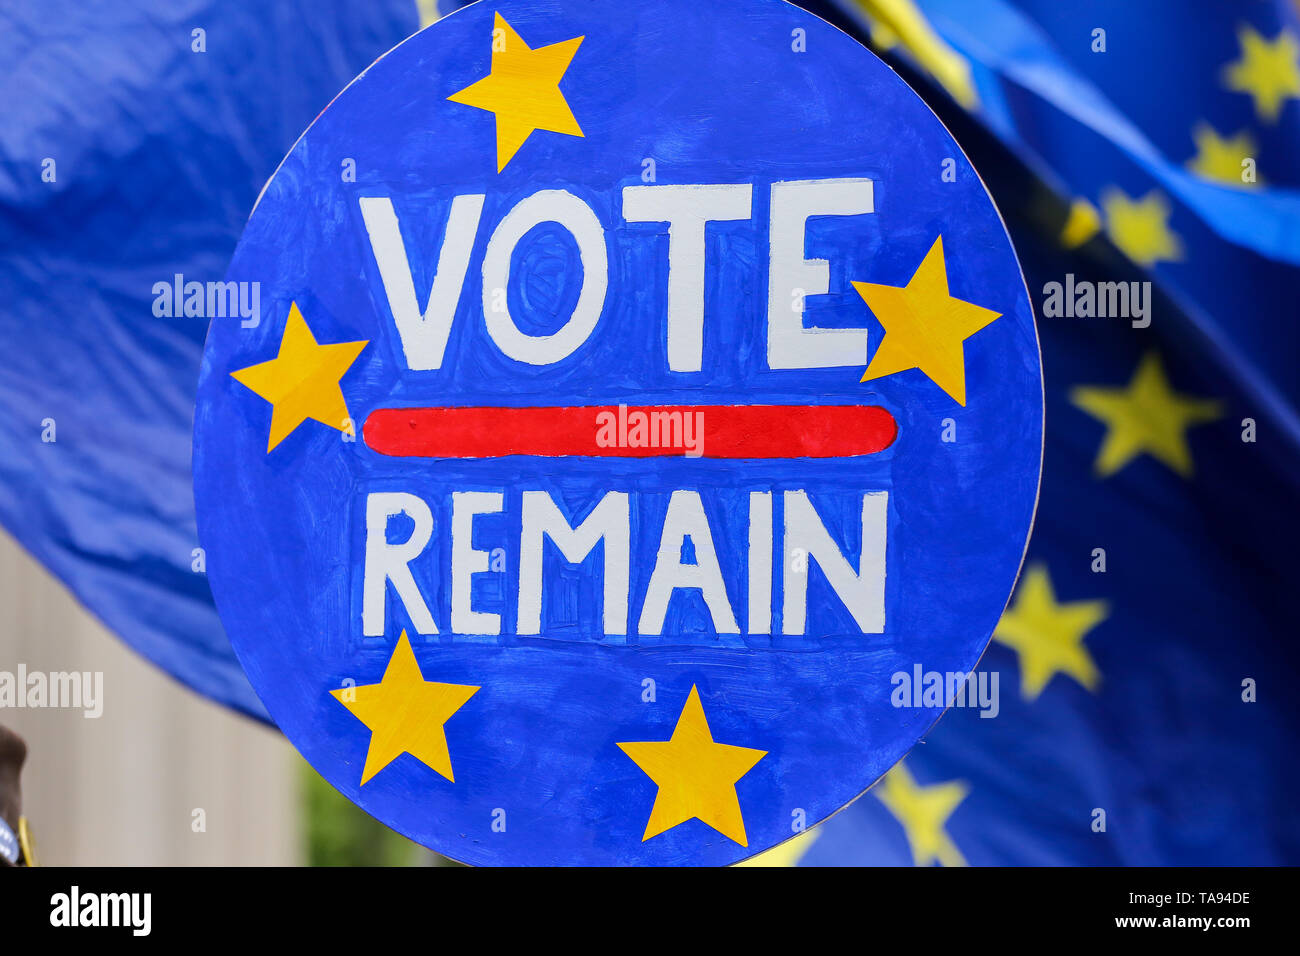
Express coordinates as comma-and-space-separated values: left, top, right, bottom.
331, 631, 480, 785
1100, 188, 1184, 267
1186, 122, 1261, 187
873, 762, 968, 867
617, 685, 767, 847
229, 303, 368, 453
447, 12, 585, 172
1222, 24, 1300, 123
993, 564, 1107, 701
853, 235, 1001, 406
1070, 351, 1223, 478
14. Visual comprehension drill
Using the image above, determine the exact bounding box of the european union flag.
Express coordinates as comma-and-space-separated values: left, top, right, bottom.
741, 0, 1300, 865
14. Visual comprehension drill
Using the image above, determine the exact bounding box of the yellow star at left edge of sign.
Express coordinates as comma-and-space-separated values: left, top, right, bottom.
331, 631, 480, 786
617, 685, 767, 847
229, 303, 368, 453
447, 12, 585, 172
853, 235, 1001, 406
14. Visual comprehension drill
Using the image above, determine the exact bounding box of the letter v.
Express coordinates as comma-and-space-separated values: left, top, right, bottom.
359, 194, 485, 370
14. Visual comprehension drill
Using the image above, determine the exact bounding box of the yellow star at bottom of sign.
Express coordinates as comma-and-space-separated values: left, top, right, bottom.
873, 761, 968, 867
229, 303, 368, 453
1070, 351, 1222, 478
331, 631, 479, 785
853, 235, 1001, 406
617, 685, 766, 846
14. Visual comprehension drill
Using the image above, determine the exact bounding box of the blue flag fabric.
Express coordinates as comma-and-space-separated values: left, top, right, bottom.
830, 0, 1300, 436
757, 0, 1300, 865
0, 0, 425, 721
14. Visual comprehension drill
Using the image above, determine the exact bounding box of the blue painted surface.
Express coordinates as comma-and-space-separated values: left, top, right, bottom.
194, 0, 1041, 865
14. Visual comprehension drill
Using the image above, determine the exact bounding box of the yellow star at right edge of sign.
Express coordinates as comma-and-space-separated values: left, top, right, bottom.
1222, 23, 1300, 123
447, 12, 585, 172
1070, 351, 1223, 479
331, 631, 480, 785
873, 762, 968, 867
617, 685, 767, 846
853, 235, 1001, 406
993, 564, 1108, 701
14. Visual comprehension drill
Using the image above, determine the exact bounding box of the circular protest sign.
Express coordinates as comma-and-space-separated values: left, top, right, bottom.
194, 0, 1041, 865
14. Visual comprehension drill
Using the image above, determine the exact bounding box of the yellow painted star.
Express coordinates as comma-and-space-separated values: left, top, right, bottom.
331, 630, 479, 785
1222, 24, 1300, 123
447, 12, 584, 172
1100, 187, 1183, 267
617, 685, 767, 846
994, 564, 1107, 701
229, 303, 368, 453
1186, 122, 1261, 187
1070, 351, 1223, 478
736, 827, 821, 867
873, 762, 967, 867
853, 235, 1001, 406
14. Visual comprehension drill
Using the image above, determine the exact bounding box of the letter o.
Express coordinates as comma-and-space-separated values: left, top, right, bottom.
482, 189, 608, 365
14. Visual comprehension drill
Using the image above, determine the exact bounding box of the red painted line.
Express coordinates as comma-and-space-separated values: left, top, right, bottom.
363, 405, 896, 459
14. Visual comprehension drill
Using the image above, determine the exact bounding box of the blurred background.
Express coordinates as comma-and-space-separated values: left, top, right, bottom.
1, 0, 1296, 865
1, 534, 436, 865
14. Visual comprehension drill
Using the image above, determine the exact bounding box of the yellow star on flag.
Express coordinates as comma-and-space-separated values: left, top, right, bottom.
447, 12, 584, 172
1222, 24, 1300, 123
1060, 197, 1102, 249
736, 827, 821, 867
853, 235, 1001, 406
331, 630, 479, 785
873, 762, 968, 867
994, 564, 1107, 701
1070, 351, 1222, 478
229, 303, 368, 453
1186, 122, 1260, 187
1100, 187, 1183, 267
853, 0, 978, 109
617, 685, 766, 846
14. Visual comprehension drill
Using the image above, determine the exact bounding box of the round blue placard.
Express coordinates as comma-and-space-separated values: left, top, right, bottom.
195, 0, 1041, 865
